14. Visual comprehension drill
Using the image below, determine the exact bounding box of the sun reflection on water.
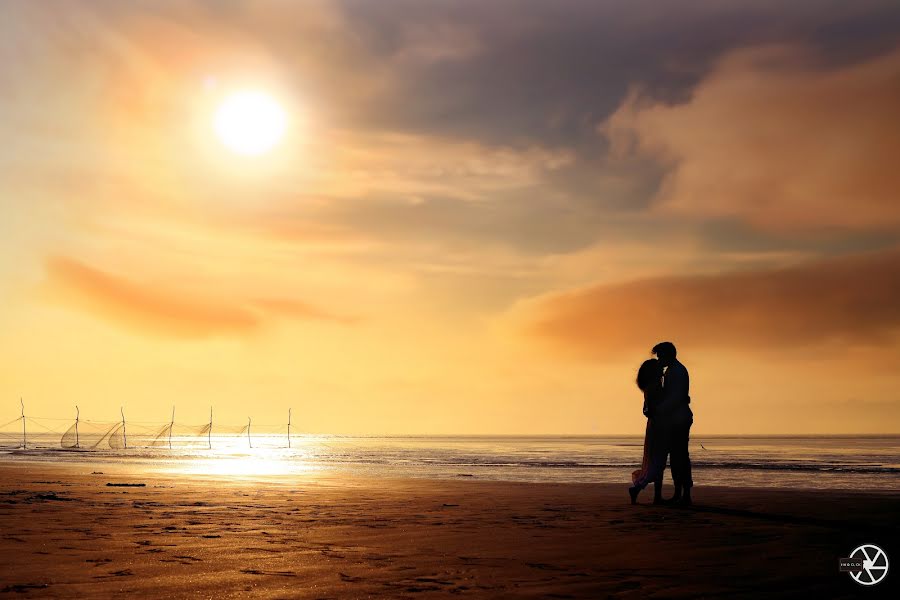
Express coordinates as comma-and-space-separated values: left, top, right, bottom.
164, 444, 325, 478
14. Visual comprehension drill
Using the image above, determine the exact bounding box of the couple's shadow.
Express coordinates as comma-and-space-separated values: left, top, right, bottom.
642, 501, 898, 536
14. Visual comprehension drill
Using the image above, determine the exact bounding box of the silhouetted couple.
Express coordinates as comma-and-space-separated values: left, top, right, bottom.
629, 342, 694, 506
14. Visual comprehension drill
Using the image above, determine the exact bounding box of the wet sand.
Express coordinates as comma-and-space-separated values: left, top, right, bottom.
0, 461, 897, 598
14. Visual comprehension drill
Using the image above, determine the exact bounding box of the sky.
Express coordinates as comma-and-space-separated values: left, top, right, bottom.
1, 0, 899, 434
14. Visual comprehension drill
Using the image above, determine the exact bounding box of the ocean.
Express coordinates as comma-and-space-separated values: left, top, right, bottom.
2, 431, 899, 490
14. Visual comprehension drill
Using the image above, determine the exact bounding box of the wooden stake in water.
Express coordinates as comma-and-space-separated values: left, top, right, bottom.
247, 417, 252, 449
20, 398, 25, 450
169, 406, 175, 450
75, 406, 80, 449
208, 406, 213, 450
121, 407, 127, 449
287, 408, 292, 449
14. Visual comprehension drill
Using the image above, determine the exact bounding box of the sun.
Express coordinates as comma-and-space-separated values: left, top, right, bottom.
213, 90, 287, 156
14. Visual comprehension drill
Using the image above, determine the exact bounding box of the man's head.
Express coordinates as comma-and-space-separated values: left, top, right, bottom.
652, 341, 677, 366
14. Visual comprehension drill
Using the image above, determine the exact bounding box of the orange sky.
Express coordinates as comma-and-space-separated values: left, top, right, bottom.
1, 1, 898, 434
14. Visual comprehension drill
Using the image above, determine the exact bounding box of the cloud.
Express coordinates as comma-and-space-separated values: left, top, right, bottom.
508, 247, 900, 358
604, 45, 900, 232
44, 256, 352, 338
335, 0, 900, 145
305, 130, 575, 204
252, 298, 359, 326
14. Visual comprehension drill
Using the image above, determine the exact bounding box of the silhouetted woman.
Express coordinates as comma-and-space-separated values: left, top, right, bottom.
629, 359, 667, 504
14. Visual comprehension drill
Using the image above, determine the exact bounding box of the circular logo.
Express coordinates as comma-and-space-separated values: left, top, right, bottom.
849, 544, 889, 586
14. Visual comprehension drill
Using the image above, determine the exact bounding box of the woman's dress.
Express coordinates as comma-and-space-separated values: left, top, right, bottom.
631, 388, 667, 489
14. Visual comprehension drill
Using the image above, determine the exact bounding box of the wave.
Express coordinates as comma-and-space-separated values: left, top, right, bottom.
399, 460, 900, 474
3, 446, 899, 475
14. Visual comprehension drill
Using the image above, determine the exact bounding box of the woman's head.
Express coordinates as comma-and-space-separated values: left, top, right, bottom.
636, 358, 663, 391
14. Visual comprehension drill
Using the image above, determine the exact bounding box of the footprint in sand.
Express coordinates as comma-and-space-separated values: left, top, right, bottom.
93, 569, 133, 578
240, 568, 296, 577
0, 583, 50, 594
526, 562, 567, 571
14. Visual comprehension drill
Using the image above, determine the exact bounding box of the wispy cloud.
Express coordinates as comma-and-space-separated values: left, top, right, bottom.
252, 298, 359, 325
44, 256, 354, 338
508, 247, 900, 358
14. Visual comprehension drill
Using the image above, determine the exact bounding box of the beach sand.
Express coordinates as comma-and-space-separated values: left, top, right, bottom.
0, 462, 897, 598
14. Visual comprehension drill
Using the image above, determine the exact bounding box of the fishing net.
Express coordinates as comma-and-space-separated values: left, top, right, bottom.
1, 411, 295, 451
60, 421, 125, 450
165, 422, 213, 447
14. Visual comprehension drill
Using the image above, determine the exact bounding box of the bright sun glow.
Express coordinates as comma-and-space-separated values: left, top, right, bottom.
213, 90, 287, 156
174, 454, 321, 478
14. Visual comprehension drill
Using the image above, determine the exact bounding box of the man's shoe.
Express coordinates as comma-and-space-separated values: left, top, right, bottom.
666, 485, 682, 505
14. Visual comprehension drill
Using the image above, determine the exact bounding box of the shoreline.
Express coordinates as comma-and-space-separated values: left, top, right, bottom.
4, 456, 900, 493
2, 452, 898, 492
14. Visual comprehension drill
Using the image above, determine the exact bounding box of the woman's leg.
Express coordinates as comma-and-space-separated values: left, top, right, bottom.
629, 422, 653, 503
644, 431, 668, 503
631, 422, 667, 503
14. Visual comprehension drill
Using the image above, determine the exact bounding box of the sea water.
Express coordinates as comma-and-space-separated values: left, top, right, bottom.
2, 433, 898, 490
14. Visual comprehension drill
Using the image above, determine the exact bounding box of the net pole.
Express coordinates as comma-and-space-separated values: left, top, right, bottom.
247, 417, 252, 449
287, 408, 291, 449
121, 407, 127, 449
75, 406, 80, 448
20, 398, 25, 449
169, 406, 175, 450
208, 406, 212, 450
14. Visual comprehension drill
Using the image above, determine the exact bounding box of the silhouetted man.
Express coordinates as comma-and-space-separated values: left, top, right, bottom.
653, 341, 693, 505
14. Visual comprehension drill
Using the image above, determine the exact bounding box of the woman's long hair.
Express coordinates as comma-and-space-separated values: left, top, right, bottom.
636, 358, 663, 392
